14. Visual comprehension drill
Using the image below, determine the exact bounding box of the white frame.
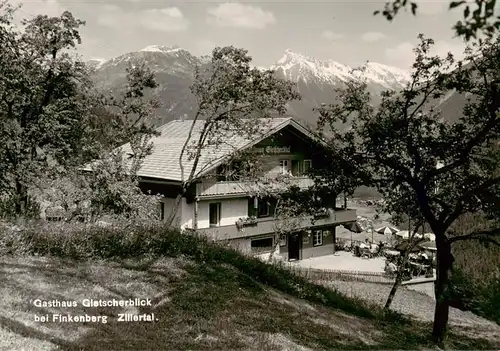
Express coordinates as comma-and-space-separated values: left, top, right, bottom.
303, 159, 312, 172
257, 199, 270, 217
313, 230, 323, 246
291, 159, 302, 176
209, 202, 221, 227
279, 234, 287, 247
279, 159, 290, 174
250, 236, 274, 252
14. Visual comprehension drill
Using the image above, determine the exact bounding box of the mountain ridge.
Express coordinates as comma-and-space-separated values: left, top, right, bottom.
93, 45, 411, 88
92, 45, 470, 127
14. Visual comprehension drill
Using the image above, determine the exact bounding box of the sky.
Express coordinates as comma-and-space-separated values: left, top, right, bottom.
9, 0, 490, 71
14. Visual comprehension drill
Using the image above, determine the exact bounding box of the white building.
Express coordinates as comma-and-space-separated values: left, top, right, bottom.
119, 117, 357, 260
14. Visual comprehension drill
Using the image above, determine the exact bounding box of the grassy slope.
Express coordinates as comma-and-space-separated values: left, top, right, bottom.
0, 224, 497, 350
0, 256, 496, 350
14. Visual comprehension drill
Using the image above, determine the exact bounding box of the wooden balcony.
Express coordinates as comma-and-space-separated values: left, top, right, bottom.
196, 176, 314, 199
194, 208, 357, 240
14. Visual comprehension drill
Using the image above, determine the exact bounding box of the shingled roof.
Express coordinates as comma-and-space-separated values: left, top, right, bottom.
86, 117, 320, 182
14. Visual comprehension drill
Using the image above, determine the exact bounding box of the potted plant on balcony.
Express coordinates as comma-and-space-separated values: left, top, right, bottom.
235, 216, 258, 230
313, 207, 330, 219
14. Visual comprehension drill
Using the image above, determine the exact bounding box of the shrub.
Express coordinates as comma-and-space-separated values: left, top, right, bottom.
451, 240, 500, 323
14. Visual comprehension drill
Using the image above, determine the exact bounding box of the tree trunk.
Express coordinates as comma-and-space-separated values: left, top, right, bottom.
432, 237, 453, 345
14, 180, 28, 217
384, 221, 421, 310
385, 272, 402, 309
384, 253, 408, 309
267, 234, 282, 263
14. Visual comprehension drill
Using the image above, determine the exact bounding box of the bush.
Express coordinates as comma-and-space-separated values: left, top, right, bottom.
0, 220, 173, 259
451, 240, 500, 324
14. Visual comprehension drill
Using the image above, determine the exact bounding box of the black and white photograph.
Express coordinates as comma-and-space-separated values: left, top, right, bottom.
0, 0, 499, 349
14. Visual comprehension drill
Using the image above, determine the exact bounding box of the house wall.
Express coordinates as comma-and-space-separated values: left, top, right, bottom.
161, 197, 182, 227
160, 197, 193, 229
223, 234, 277, 256
181, 199, 193, 229
278, 226, 337, 260
227, 237, 252, 254
258, 154, 309, 176
301, 227, 336, 260
197, 197, 248, 229
203, 126, 323, 182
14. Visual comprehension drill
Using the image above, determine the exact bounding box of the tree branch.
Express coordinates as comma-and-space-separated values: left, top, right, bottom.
449, 227, 500, 244
443, 175, 500, 229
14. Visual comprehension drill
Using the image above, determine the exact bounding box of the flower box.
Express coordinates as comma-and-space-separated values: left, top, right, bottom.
235, 216, 258, 230
313, 208, 329, 219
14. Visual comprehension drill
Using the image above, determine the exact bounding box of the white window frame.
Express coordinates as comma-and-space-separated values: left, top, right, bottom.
279, 160, 290, 174
209, 202, 221, 227
313, 230, 323, 247
291, 159, 302, 176
279, 234, 287, 247
250, 236, 274, 252
303, 159, 312, 173
258, 199, 270, 217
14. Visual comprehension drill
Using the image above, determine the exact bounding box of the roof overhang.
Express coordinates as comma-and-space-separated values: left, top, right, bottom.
195, 118, 328, 180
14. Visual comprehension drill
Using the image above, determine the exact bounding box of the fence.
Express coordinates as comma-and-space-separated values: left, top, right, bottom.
287, 265, 396, 285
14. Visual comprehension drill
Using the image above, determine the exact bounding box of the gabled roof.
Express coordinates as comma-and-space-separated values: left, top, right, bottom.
87, 117, 323, 183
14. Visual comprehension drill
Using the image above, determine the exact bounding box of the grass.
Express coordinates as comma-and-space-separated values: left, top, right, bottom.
0, 220, 498, 350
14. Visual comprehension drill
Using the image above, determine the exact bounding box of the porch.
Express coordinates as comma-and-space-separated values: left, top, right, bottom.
195, 208, 357, 241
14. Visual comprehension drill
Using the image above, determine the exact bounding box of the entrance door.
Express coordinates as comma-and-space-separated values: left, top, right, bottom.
288, 233, 301, 261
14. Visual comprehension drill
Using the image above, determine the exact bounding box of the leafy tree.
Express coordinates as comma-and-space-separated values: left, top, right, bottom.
0, 4, 92, 215
374, 0, 500, 41
165, 46, 300, 226
312, 34, 500, 344
0, 3, 161, 219
40, 61, 163, 222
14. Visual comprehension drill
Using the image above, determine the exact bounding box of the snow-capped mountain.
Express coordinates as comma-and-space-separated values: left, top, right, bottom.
87, 58, 108, 70
272, 49, 353, 85
98, 45, 200, 78
268, 50, 411, 122
90, 45, 412, 126
271, 49, 410, 90
362, 62, 411, 89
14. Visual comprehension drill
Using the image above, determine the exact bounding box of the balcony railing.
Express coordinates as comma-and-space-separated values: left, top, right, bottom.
196, 176, 314, 198
195, 208, 357, 240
